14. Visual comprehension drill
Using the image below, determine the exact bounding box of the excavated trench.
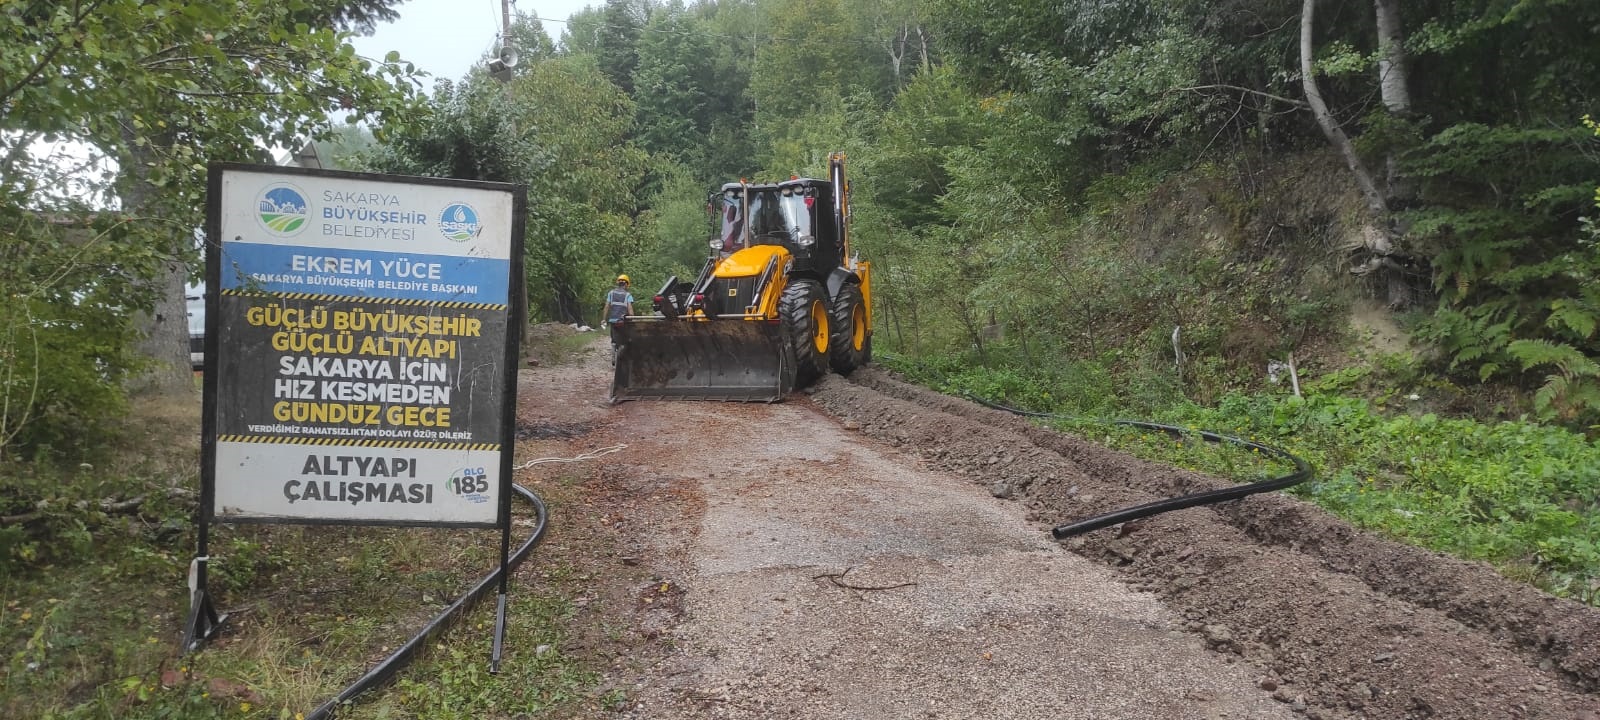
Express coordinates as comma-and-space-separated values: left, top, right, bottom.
808, 367, 1600, 720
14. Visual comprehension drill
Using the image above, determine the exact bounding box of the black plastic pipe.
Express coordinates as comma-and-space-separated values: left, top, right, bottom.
304, 483, 549, 720
964, 396, 1313, 539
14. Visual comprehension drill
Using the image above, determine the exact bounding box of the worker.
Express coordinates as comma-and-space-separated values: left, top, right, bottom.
719, 199, 744, 253
604, 274, 635, 353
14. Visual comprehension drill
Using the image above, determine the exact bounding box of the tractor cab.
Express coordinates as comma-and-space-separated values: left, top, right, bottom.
713, 178, 841, 273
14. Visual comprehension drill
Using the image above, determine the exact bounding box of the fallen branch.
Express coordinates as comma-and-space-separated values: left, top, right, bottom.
0, 487, 193, 527
1171, 84, 1309, 108
811, 566, 918, 593
0, 510, 40, 526
101, 495, 148, 514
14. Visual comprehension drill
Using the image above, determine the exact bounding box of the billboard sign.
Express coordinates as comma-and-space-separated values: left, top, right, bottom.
201, 164, 525, 527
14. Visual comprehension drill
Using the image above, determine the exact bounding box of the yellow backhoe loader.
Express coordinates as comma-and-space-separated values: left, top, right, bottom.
611, 152, 872, 402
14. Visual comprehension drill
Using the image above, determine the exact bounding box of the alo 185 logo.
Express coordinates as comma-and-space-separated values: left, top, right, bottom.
256, 184, 309, 237
438, 203, 482, 242
445, 467, 491, 504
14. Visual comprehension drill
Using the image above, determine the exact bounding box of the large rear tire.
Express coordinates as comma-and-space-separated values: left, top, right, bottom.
780, 278, 829, 387
828, 283, 866, 375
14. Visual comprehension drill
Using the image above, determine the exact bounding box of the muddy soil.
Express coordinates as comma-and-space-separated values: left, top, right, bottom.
514, 345, 1600, 720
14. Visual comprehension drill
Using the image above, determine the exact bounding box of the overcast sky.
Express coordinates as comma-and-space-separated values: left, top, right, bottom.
30, 1, 603, 211
351, 0, 600, 83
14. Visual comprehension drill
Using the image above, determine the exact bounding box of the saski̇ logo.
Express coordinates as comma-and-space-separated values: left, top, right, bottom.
438, 203, 482, 242
256, 184, 309, 236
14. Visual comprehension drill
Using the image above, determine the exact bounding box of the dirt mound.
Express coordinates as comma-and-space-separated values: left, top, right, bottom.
808, 368, 1600, 720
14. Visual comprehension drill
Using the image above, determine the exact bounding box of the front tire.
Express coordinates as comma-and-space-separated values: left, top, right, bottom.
779, 278, 829, 387
828, 283, 866, 375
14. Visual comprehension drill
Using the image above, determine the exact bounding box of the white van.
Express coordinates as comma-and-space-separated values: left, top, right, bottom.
186, 283, 205, 369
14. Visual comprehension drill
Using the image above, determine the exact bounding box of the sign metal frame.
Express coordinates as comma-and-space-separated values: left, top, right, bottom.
185, 163, 527, 654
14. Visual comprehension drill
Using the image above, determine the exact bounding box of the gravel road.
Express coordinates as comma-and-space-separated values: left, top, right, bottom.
512, 339, 1600, 720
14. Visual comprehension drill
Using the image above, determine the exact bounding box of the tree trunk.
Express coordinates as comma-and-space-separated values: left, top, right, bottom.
1374, 0, 1413, 202
886, 287, 906, 349
1018, 318, 1033, 365
1300, 0, 1389, 218
886, 24, 906, 89
1374, 0, 1412, 115
518, 277, 532, 355
558, 283, 581, 325
907, 293, 920, 355
1304, 0, 1416, 307
132, 256, 195, 395
120, 122, 196, 396
957, 300, 986, 363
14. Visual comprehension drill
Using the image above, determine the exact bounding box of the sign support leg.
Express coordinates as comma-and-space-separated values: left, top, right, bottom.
182, 518, 227, 653
489, 520, 512, 673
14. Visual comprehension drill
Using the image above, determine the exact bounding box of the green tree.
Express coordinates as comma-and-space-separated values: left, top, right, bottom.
632, 2, 717, 163
692, 0, 761, 181
559, 5, 604, 55
749, 0, 853, 131
515, 55, 650, 321
628, 159, 722, 285
1, 0, 421, 454
858, 68, 985, 230
368, 53, 648, 324
595, 0, 650, 94
500, 11, 559, 75
0, 203, 149, 459
841, 0, 934, 93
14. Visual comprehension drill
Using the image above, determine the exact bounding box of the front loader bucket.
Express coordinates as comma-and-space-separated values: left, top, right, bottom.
611, 319, 794, 402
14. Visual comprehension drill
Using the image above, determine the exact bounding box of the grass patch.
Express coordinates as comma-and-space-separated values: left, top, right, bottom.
2, 397, 624, 718
524, 324, 604, 367
1, 518, 513, 718
356, 585, 598, 719
891, 356, 1600, 607
344, 470, 638, 719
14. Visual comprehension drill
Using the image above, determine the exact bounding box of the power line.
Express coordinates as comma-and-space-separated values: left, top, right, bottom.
516, 12, 905, 48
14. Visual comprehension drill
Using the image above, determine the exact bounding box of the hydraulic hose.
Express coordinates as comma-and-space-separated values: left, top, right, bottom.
964, 396, 1312, 539
304, 483, 549, 720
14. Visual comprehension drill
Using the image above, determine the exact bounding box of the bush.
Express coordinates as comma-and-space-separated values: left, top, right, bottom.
1, 211, 148, 462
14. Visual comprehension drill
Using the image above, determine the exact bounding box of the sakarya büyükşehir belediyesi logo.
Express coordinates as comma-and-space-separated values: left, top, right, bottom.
438, 202, 483, 242
256, 184, 309, 236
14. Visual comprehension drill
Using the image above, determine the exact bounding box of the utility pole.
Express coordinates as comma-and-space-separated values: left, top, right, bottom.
488, 0, 518, 81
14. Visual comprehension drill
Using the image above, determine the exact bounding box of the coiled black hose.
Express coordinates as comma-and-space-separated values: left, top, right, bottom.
304, 483, 549, 720
964, 396, 1312, 539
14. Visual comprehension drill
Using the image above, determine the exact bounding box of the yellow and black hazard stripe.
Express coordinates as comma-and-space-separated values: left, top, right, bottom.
220, 289, 505, 311
216, 435, 500, 452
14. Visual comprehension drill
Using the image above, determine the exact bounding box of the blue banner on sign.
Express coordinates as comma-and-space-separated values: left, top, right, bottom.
220, 242, 509, 304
